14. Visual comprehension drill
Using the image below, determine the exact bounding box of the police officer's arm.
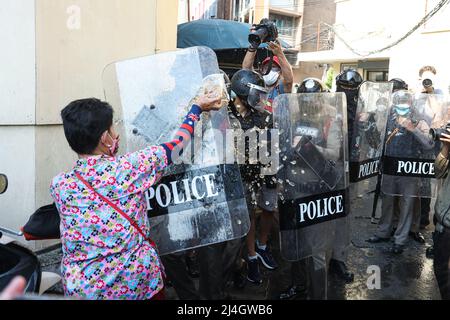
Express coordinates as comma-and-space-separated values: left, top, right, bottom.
412, 120, 435, 150
268, 41, 293, 93
315, 118, 341, 161
399, 117, 434, 150
436, 132, 450, 179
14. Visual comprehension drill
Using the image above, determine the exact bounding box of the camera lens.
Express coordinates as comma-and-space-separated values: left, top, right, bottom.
423, 79, 433, 88
249, 27, 269, 48
430, 128, 442, 142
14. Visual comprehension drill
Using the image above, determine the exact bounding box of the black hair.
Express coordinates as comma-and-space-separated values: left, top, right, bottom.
61, 98, 113, 154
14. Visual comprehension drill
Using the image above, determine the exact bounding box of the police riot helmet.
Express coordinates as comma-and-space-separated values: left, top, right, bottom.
231, 69, 268, 108
389, 78, 409, 92
392, 90, 413, 106
297, 78, 328, 93
392, 90, 414, 116
336, 69, 363, 89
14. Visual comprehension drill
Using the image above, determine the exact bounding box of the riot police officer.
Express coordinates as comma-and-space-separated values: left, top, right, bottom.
227, 69, 279, 285
368, 90, 434, 253
330, 69, 363, 282
277, 77, 342, 299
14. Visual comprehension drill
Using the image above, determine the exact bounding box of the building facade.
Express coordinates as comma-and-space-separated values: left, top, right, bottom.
233, 0, 303, 49
179, 0, 234, 23
298, 0, 450, 92
0, 0, 179, 249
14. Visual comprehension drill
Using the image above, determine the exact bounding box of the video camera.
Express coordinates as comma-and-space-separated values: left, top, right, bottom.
248, 18, 278, 48
423, 78, 433, 89
430, 122, 450, 142
0, 174, 7, 194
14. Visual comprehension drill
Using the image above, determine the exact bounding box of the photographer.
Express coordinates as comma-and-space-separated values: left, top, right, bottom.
243, 19, 293, 111
419, 65, 443, 95
433, 127, 450, 299
413, 66, 445, 233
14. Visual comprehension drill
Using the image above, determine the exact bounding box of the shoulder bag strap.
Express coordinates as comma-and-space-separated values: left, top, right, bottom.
75, 172, 156, 249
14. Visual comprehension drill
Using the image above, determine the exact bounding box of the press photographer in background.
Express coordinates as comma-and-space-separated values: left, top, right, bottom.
419, 65, 443, 95
433, 124, 450, 300
243, 18, 294, 112
413, 66, 445, 237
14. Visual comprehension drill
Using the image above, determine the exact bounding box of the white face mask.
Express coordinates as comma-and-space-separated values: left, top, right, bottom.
263, 70, 280, 86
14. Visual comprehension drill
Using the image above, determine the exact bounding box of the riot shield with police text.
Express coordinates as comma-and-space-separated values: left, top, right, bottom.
273, 93, 349, 262
103, 47, 249, 255
350, 81, 393, 196
381, 92, 448, 198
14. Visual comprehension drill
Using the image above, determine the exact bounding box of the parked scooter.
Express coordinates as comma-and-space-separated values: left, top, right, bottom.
0, 173, 61, 296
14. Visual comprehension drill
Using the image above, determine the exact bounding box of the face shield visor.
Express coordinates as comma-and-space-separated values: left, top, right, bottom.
246, 83, 269, 110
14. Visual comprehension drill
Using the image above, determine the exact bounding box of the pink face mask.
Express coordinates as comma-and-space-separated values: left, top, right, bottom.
107, 133, 120, 157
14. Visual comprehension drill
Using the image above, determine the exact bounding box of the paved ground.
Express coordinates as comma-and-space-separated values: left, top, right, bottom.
38, 192, 441, 300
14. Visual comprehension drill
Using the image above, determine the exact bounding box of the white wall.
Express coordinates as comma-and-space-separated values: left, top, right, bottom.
334, 0, 423, 53
0, 127, 36, 237
0, 0, 36, 125
332, 0, 450, 91
0, 0, 176, 250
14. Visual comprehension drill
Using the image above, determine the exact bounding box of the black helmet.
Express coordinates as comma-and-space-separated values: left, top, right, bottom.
231, 69, 267, 108
389, 78, 409, 92
297, 78, 327, 93
336, 69, 363, 89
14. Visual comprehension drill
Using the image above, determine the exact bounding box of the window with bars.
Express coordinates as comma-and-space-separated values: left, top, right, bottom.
269, 13, 295, 37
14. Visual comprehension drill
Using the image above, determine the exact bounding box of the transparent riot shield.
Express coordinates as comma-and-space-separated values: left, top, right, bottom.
381, 92, 448, 198
103, 47, 250, 255
273, 93, 349, 262
350, 82, 393, 197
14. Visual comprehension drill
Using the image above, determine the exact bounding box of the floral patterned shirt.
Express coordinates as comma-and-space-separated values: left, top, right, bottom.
50, 105, 202, 300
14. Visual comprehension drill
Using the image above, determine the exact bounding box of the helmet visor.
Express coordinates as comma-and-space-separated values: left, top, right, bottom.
247, 83, 268, 108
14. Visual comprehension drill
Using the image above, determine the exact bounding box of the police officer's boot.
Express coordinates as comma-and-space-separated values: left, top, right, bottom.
329, 259, 354, 283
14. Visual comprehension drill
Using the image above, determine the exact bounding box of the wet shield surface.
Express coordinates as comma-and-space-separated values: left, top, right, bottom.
381, 92, 448, 198
350, 82, 393, 196
273, 93, 349, 262
103, 47, 250, 255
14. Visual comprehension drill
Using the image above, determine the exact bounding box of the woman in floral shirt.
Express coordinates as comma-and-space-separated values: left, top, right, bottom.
50, 94, 220, 300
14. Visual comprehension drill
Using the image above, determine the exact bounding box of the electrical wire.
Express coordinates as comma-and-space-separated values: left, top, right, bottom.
321, 0, 450, 57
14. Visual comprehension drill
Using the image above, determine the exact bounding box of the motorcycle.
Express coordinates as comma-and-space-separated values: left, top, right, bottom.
0, 173, 61, 297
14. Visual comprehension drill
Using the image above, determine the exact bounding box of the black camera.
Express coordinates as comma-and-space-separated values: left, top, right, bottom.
423, 78, 433, 89
430, 122, 450, 141
248, 18, 278, 48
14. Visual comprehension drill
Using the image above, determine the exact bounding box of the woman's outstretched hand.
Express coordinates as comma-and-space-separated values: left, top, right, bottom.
197, 91, 223, 112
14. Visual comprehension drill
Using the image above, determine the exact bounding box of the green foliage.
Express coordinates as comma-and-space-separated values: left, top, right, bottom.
325, 67, 335, 89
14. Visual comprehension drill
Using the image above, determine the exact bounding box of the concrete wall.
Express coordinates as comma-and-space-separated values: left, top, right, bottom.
254, 0, 270, 23
296, 0, 336, 83
0, 0, 179, 250
0, 0, 36, 125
